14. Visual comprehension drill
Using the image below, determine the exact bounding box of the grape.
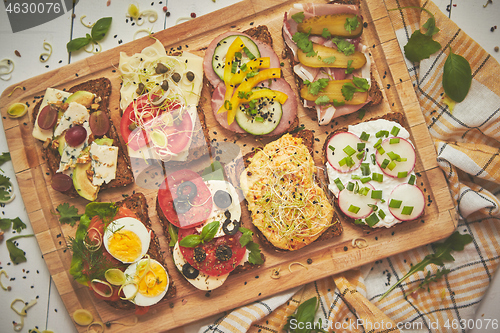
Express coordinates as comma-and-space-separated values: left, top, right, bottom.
65, 125, 87, 147
51, 173, 73, 192
37, 104, 58, 130
89, 111, 110, 136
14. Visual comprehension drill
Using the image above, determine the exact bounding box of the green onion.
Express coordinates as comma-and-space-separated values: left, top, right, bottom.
346, 182, 354, 191
360, 131, 370, 141
398, 171, 408, 178
334, 178, 344, 191
389, 199, 402, 209
376, 130, 389, 138
357, 142, 366, 151
372, 173, 383, 182
231, 61, 238, 74
255, 116, 264, 122
378, 209, 386, 219
354, 219, 365, 225
408, 174, 416, 185
224, 100, 232, 110
367, 203, 378, 211
357, 109, 366, 119
343, 145, 356, 156
387, 161, 397, 170
234, 51, 242, 59
389, 138, 400, 144
377, 146, 385, 155
360, 177, 371, 184
387, 151, 400, 161
348, 205, 360, 214
370, 153, 376, 165
346, 156, 354, 167
338, 157, 347, 167
358, 186, 370, 196
380, 159, 390, 169
373, 138, 382, 148
371, 190, 383, 199
351, 175, 361, 180
361, 163, 370, 176
366, 213, 380, 227
240, 63, 248, 71
356, 151, 364, 161
391, 126, 400, 136
401, 206, 414, 215
243, 46, 256, 59
328, 145, 335, 152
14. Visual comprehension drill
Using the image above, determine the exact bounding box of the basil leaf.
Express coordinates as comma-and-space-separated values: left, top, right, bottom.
404, 30, 441, 62
246, 241, 264, 265
91, 17, 112, 41
238, 227, 253, 247
179, 234, 203, 248
201, 220, 219, 242
66, 36, 91, 52
442, 48, 472, 103
294, 297, 318, 333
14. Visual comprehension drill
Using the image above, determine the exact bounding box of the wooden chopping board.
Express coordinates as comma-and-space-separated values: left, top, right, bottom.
0, 0, 457, 332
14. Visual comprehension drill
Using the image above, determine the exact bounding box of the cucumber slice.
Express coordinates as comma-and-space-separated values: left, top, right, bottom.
212, 35, 261, 81
235, 89, 283, 135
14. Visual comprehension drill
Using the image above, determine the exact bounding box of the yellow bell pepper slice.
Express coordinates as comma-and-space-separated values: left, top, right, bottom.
223, 36, 245, 84
239, 89, 288, 105
229, 57, 271, 84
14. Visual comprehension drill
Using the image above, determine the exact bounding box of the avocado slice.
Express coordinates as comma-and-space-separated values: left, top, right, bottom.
73, 162, 99, 201
55, 135, 67, 156
64, 91, 95, 108
94, 137, 113, 146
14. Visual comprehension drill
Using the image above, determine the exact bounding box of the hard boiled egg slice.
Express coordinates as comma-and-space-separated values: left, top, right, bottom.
122, 258, 169, 306
103, 217, 151, 263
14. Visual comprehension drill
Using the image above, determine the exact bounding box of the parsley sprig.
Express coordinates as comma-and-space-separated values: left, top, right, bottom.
55, 203, 83, 227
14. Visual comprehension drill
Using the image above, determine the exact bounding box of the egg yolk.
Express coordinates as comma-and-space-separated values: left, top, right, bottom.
108, 229, 142, 263
135, 261, 168, 297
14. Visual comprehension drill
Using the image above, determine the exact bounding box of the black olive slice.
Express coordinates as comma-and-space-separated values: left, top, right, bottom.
173, 198, 191, 214
222, 219, 240, 236
182, 263, 199, 279
176, 181, 197, 201
214, 190, 232, 209
215, 245, 232, 262
193, 247, 206, 263
224, 210, 231, 219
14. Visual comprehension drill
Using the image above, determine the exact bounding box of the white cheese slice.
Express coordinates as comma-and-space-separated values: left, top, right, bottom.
53, 102, 89, 137
90, 142, 119, 186
32, 88, 72, 141
56, 121, 91, 173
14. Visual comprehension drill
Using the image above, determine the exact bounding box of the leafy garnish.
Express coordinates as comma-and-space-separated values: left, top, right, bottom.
0, 217, 26, 233
202, 161, 225, 181
0, 152, 11, 166
6, 234, 34, 264
179, 221, 220, 247
422, 16, 440, 36
67, 17, 112, 52
55, 203, 83, 227
291, 12, 305, 24
293, 31, 316, 57
332, 37, 355, 56
0, 174, 14, 202
379, 231, 472, 300
322, 56, 336, 64
341, 77, 369, 101
345, 59, 354, 74
442, 47, 472, 103
246, 241, 264, 265
404, 267, 450, 297
284, 297, 327, 333
344, 16, 360, 34
321, 28, 331, 39
238, 227, 253, 247
314, 95, 330, 105
168, 224, 178, 247
304, 78, 329, 95
404, 30, 441, 63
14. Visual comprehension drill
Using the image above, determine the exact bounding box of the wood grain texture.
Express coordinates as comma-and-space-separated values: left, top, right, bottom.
0, 0, 457, 331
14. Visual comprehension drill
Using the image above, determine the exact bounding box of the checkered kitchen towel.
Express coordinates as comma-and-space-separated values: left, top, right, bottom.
200, 0, 500, 332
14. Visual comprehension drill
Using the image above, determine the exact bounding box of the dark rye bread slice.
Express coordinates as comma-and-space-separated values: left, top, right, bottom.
281, 0, 383, 117
32, 78, 134, 198
105, 193, 176, 310
322, 112, 423, 229
242, 130, 343, 252
155, 185, 264, 279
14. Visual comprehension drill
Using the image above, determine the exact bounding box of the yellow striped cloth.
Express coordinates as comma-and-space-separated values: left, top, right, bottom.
199, 0, 500, 332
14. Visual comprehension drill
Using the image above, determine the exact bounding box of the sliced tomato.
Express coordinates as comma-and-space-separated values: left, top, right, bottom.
178, 227, 246, 277
158, 169, 213, 229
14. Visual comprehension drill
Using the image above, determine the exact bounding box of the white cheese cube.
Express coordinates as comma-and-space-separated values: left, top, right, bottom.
90, 142, 119, 186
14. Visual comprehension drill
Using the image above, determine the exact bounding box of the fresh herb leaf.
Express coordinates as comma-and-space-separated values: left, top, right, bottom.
0, 152, 11, 166
168, 224, 178, 247
315, 95, 330, 105
202, 161, 225, 181
344, 16, 360, 34
422, 17, 439, 36
238, 227, 253, 247
304, 78, 329, 95
66, 35, 92, 52
56, 203, 83, 227
0, 217, 26, 233
179, 234, 203, 247
291, 12, 305, 24
322, 56, 336, 64
345, 59, 354, 74
332, 37, 355, 56
91, 17, 112, 41
404, 30, 441, 62
293, 31, 316, 57
442, 47, 472, 103
180, 221, 220, 247
284, 297, 326, 333
0, 174, 11, 187
341, 77, 369, 101
379, 231, 472, 300
353, 76, 370, 90
404, 267, 450, 297
0, 174, 13, 202
6, 234, 34, 264
246, 241, 264, 265
321, 28, 331, 39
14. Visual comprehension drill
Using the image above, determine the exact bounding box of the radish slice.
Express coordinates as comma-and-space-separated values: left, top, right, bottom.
338, 182, 377, 219
388, 183, 425, 221
326, 132, 364, 173
375, 137, 416, 178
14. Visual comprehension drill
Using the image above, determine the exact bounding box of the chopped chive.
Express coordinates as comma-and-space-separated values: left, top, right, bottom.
351, 175, 361, 180
348, 205, 360, 214
255, 116, 264, 122
354, 219, 365, 225
387, 151, 400, 161
373, 138, 382, 148
371, 190, 383, 199
391, 126, 400, 136
387, 161, 397, 170
224, 100, 232, 110
361, 163, 370, 176
356, 151, 365, 160
334, 178, 344, 191
380, 159, 390, 169
357, 109, 366, 119
358, 186, 370, 196
345, 156, 354, 168
408, 174, 416, 185
378, 209, 386, 219
353, 182, 360, 194
365, 213, 380, 227
240, 63, 248, 71
243, 46, 256, 59
346, 182, 354, 191
370, 153, 376, 165
367, 203, 378, 211
372, 173, 383, 182
376, 130, 389, 138
389, 199, 402, 209
234, 51, 242, 59
400, 157, 407, 162
360, 131, 370, 141
231, 61, 238, 74
357, 142, 366, 151
360, 177, 371, 184
397, 171, 408, 178
328, 145, 335, 152
343, 145, 356, 156
377, 146, 385, 155
401, 206, 414, 215
338, 157, 347, 167
389, 138, 400, 144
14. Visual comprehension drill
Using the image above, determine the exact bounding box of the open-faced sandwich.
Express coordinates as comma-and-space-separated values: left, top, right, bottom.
68, 193, 175, 314
283, 1, 383, 125
156, 166, 264, 290
324, 113, 425, 228
203, 26, 298, 136
240, 130, 342, 251
32, 78, 134, 201
118, 39, 209, 164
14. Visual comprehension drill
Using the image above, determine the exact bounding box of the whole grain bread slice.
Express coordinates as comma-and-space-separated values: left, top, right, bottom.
32, 78, 134, 198
242, 129, 343, 252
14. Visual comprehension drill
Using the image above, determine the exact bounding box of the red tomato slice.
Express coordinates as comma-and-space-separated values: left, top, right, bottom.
120, 94, 193, 154
158, 169, 213, 228
178, 227, 246, 277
